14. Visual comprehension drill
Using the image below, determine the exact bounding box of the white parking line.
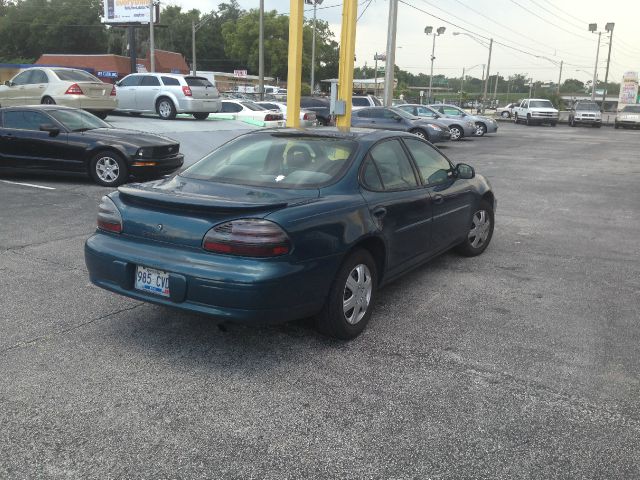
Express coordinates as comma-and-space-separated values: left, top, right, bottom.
0, 180, 56, 190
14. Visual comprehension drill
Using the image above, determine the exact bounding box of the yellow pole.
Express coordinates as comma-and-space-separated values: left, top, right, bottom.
336, 0, 358, 128
286, 0, 304, 128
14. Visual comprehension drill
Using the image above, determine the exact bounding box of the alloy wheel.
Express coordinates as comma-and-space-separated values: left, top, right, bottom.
158, 101, 172, 118
501, 111, 510, 118
468, 210, 491, 249
412, 129, 427, 139
342, 264, 372, 325
450, 127, 461, 140
95, 156, 120, 184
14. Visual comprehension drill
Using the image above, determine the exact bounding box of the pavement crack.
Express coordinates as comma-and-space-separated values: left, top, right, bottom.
0, 303, 144, 355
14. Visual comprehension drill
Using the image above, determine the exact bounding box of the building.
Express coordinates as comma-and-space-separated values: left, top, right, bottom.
34, 50, 190, 83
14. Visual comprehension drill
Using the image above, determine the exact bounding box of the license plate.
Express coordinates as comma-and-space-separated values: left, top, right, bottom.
134, 265, 170, 297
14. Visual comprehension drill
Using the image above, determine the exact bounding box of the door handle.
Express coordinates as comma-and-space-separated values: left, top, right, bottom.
372, 207, 387, 218
433, 194, 444, 205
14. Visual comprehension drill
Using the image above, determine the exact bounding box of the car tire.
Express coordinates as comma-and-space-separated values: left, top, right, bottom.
526, 115, 532, 126
156, 97, 177, 120
594, 124, 602, 128
41, 96, 56, 105
614, 122, 619, 129
455, 200, 494, 257
409, 128, 428, 140
501, 111, 510, 118
89, 151, 128, 187
514, 113, 519, 124
475, 122, 487, 136
570, 117, 575, 127
449, 126, 463, 141
193, 112, 209, 120
551, 122, 557, 127
315, 249, 378, 340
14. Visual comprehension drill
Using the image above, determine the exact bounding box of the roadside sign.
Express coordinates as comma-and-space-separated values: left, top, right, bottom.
420, 90, 424, 97
234, 69, 248, 78
97, 71, 118, 78
136, 64, 147, 73
374, 53, 386, 61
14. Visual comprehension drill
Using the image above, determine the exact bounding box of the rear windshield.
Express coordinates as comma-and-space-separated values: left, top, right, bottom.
182, 133, 358, 188
241, 101, 265, 111
53, 69, 100, 83
185, 77, 214, 88
353, 97, 370, 106
372, 97, 382, 106
622, 105, 640, 113
530, 100, 554, 108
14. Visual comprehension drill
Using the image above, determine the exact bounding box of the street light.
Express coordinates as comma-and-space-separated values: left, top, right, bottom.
454, 31, 493, 112
305, 0, 324, 95
459, 63, 483, 105
424, 25, 445, 103
192, 14, 213, 76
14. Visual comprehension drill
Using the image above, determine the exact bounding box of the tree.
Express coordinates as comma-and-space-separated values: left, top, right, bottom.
560, 78, 585, 93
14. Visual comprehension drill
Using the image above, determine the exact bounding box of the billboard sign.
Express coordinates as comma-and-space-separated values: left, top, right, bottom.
103, 0, 151, 24
97, 71, 119, 78
234, 70, 248, 78
619, 71, 638, 109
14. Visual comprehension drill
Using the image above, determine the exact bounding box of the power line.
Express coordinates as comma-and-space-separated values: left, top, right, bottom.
357, 0, 373, 22
509, 0, 593, 41
526, 0, 586, 32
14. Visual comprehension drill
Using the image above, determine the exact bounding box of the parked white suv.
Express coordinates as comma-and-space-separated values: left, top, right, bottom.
115, 73, 222, 120
352, 95, 382, 110
513, 98, 559, 126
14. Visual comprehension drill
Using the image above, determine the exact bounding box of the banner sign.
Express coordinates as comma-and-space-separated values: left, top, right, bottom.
103, 0, 151, 24
234, 70, 248, 78
97, 71, 119, 78
619, 71, 638, 109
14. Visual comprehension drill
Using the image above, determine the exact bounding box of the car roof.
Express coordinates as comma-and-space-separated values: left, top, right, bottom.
252, 127, 412, 142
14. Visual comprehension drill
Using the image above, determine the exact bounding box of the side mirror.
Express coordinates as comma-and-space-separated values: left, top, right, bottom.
115, 81, 121, 87
455, 163, 475, 179
4, 80, 13, 87
40, 124, 60, 136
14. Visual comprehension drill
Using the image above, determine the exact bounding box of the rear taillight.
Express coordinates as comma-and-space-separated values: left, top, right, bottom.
303, 112, 315, 120
182, 86, 192, 97
203, 219, 290, 257
264, 113, 282, 121
97, 195, 123, 233
110, 85, 117, 96
65, 83, 83, 95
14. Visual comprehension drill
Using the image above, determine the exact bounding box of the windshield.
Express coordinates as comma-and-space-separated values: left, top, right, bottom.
390, 107, 416, 119
530, 100, 554, 108
576, 102, 599, 111
182, 133, 357, 188
47, 109, 110, 131
53, 69, 101, 83
622, 105, 640, 113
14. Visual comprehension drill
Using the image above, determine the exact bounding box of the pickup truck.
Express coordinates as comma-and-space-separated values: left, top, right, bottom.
513, 98, 559, 126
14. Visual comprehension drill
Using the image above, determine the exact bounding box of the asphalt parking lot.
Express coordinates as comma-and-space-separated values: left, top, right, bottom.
1, 119, 639, 479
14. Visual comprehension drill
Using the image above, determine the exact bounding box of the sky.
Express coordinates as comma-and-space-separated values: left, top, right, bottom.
163, 0, 640, 84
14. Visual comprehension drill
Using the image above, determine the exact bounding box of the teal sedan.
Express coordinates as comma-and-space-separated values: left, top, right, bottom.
85, 128, 496, 339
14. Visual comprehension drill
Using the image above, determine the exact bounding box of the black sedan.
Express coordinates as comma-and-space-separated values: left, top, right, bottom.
300, 96, 332, 126
351, 106, 451, 143
0, 106, 184, 186
85, 128, 496, 340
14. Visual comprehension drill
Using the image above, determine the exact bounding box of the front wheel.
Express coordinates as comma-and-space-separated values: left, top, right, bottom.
569, 117, 575, 127
501, 111, 510, 118
315, 249, 378, 340
475, 122, 486, 136
526, 115, 532, 126
410, 128, 428, 140
89, 151, 128, 187
550, 122, 557, 127
455, 200, 494, 257
193, 112, 209, 120
614, 122, 619, 129
514, 114, 519, 124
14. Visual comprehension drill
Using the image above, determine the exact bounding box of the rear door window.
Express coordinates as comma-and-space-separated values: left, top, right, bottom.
140, 76, 161, 87
53, 69, 100, 82
367, 140, 418, 191
352, 97, 370, 106
222, 102, 242, 113
118, 75, 142, 87
31, 70, 49, 84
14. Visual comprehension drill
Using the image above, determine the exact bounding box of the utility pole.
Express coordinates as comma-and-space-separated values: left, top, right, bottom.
557, 60, 563, 95
529, 78, 533, 97
482, 38, 493, 112
493, 72, 499, 105
128, 26, 137, 74
192, 21, 196, 76
602, 23, 615, 108
259, 0, 265, 100
374, 54, 378, 98
459, 66, 465, 105
307, 0, 323, 95
383, 0, 398, 106
149, 0, 155, 72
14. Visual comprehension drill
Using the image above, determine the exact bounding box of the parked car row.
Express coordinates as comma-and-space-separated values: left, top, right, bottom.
350, 104, 499, 144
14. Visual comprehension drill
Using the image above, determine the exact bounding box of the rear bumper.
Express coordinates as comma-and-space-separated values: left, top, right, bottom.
55, 95, 117, 111
176, 97, 222, 113
84, 233, 339, 323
